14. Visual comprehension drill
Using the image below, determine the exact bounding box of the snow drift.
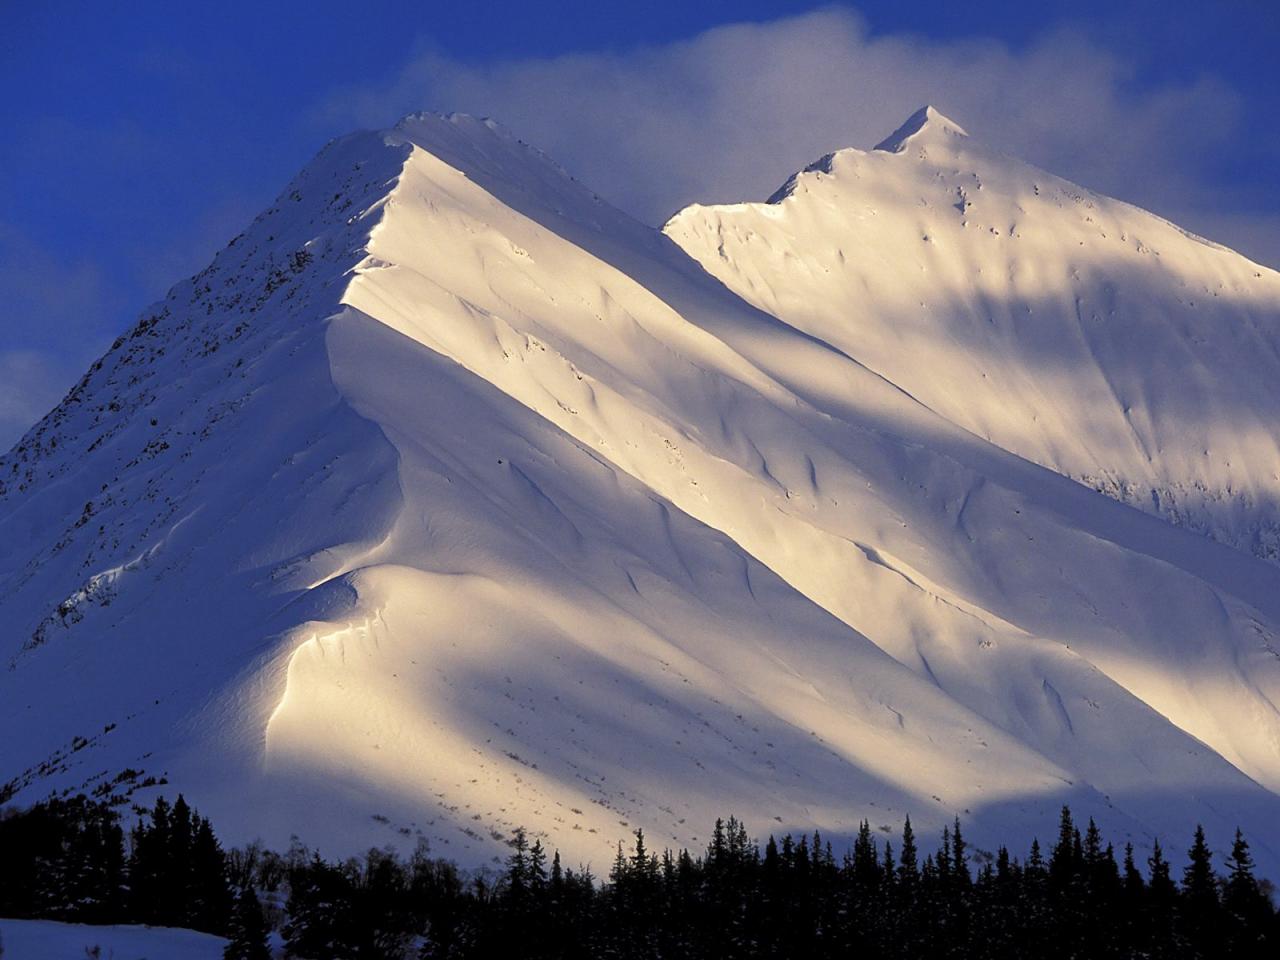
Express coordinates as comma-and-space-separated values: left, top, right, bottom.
3, 108, 1280, 877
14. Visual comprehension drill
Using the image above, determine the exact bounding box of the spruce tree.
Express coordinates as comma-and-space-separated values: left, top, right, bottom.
190, 815, 232, 933
1122, 842, 1144, 896
608, 840, 628, 894
880, 840, 896, 895
149, 794, 194, 927
984, 846, 1020, 960
128, 796, 172, 924
1019, 839, 1051, 960
506, 827, 530, 904
528, 839, 548, 898
1180, 824, 1221, 953
1049, 805, 1079, 894
1118, 842, 1146, 956
1147, 839, 1181, 958
951, 816, 970, 889
852, 820, 878, 891
936, 826, 953, 885
1222, 828, 1272, 958
948, 817, 973, 958
283, 853, 353, 959
898, 816, 920, 890
25, 794, 1280, 959
223, 886, 271, 960
354, 847, 416, 960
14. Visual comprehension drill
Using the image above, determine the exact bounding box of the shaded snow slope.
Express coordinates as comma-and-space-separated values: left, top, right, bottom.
4, 112, 1280, 877
0, 918, 227, 960
667, 106, 1280, 564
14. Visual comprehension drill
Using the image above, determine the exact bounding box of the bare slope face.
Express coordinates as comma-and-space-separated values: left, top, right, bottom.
3, 113, 1280, 876
667, 105, 1280, 564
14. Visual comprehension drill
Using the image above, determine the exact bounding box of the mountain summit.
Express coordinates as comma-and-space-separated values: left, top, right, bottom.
669, 109, 1280, 566
4, 109, 1280, 875
874, 104, 970, 151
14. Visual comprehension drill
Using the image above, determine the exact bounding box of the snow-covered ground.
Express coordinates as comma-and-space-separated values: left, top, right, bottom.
0, 918, 226, 960
2, 108, 1280, 878
668, 106, 1280, 563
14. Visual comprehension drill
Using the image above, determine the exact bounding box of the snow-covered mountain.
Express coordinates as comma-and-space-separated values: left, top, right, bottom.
668, 106, 1280, 563
4, 109, 1280, 877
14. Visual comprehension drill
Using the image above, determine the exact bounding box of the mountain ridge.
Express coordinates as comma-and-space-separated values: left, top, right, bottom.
874, 104, 970, 152
4, 110, 1280, 876
667, 110, 1280, 566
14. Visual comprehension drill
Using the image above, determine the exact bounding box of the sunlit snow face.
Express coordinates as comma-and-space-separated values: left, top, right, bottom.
3, 107, 1280, 879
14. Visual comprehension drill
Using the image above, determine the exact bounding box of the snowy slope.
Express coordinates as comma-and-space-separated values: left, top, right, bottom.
3, 111, 1280, 877
667, 106, 1280, 564
0, 918, 227, 960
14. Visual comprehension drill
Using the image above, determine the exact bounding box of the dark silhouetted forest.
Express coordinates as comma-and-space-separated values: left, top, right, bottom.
1, 794, 1276, 958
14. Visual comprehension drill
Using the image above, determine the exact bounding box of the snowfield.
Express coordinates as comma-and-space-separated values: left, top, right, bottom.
3, 108, 1280, 878
668, 107, 1280, 564
0, 918, 227, 959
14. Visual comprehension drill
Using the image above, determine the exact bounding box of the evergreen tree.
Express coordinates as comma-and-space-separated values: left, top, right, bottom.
1118, 842, 1146, 956
352, 847, 416, 960
947, 818, 973, 959
166, 794, 195, 924
1077, 823, 1122, 960
528, 839, 548, 897
506, 827, 530, 905
1147, 839, 1181, 958
880, 840, 896, 898
223, 886, 271, 960
898, 816, 920, 890
936, 826, 953, 885
622, 829, 660, 959
951, 817, 970, 889
124, 794, 230, 933
1122, 842, 1144, 897
1048, 805, 1080, 894
1222, 828, 1273, 958
412, 841, 465, 960
1180, 824, 1221, 954
851, 820, 879, 890
1018, 839, 1051, 960
14, 791, 1280, 960
982, 845, 1021, 960
0, 796, 127, 922
128, 796, 172, 923
550, 850, 564, 892
189, 815, 233, 933
283, 853, 355, 959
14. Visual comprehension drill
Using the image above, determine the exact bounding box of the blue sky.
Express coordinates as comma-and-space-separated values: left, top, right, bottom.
2, 1, 1278, 446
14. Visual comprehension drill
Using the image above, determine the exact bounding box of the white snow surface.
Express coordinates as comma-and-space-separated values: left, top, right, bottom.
0, 918, 227, 959
3, 109, 1280, 877
668, 106, 1280, 563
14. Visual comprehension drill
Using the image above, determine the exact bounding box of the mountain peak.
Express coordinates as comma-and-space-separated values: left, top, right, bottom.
874, 105, 968, 153
385, 110, 632, 237
8, 100, 1280, 880
390, 110, 566, 179
760, 105, 969, 204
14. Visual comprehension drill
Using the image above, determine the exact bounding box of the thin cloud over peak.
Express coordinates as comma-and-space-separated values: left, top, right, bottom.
320, 7, 1272, 265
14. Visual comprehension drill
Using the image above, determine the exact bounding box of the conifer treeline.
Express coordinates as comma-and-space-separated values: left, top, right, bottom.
0, 794, 229, 933
0, 794, 1276, 958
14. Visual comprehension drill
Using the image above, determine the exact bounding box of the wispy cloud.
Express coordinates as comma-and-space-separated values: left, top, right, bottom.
319, 6, 1275, 266
0, 350, 69, 448
0, 188, 254, 451
4, 6, 1273, 452
0, 222, 119, 448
